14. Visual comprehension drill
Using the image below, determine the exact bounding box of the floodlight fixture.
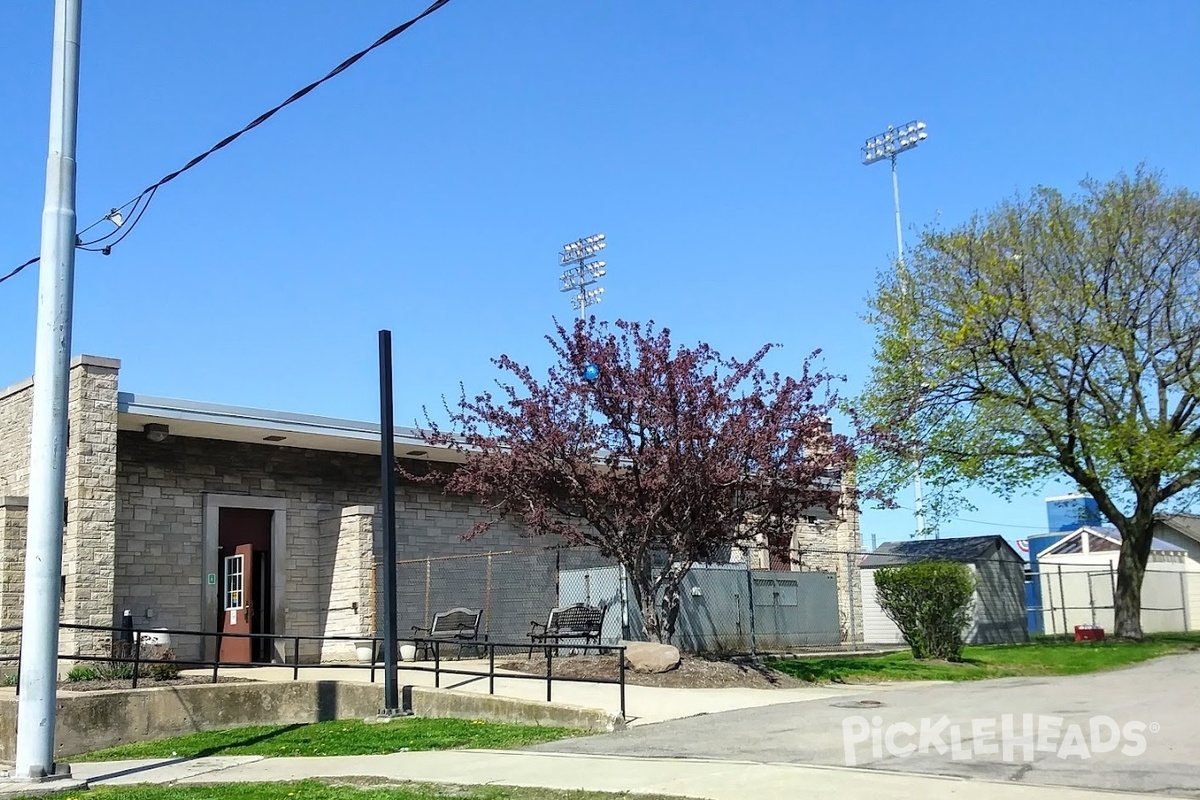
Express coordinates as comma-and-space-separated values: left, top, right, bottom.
861, 120, 928, 166
557, 233, 609, 319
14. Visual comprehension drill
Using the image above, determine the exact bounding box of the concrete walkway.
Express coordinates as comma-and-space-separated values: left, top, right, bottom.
193, 662, 930, 726
59, 751, 1184, 799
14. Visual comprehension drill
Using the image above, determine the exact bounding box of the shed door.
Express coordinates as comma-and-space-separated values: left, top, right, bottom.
861, 569, 905, 644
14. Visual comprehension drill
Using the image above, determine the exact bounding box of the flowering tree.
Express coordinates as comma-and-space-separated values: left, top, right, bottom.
412, 318, 856, 643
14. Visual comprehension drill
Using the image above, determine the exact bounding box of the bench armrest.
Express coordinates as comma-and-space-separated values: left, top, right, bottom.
411, 625, 430, 634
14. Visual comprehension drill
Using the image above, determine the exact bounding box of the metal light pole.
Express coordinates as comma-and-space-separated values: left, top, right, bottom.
559, 234, 607, 319
377, 330, 400, 716
862, 120, 930, 539
15, 0, 83, 780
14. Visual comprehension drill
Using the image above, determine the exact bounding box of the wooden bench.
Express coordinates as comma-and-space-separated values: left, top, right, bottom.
412, 607, 483, 660
528, 603, 607, 658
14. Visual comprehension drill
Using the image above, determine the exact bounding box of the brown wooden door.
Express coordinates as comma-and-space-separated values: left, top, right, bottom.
219, 543, 255, 663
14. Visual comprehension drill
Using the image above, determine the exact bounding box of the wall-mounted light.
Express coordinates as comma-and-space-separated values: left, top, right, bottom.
405, 450, 428, 457
263, 435, 287, 442
143, 423, 169, 443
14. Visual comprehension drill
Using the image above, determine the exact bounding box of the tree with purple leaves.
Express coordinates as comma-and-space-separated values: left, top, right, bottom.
413, 318, 857, 643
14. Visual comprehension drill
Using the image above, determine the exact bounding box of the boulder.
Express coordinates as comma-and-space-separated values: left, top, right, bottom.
622, 641, 681, 674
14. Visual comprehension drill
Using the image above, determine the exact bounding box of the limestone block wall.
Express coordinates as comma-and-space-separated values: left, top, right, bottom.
0, 498, 28, 654
792, 496, 863, 644
0, 378, 33, 497
0, 357, 120, 658
61, 359, 120, 656
116, 433, 540, 663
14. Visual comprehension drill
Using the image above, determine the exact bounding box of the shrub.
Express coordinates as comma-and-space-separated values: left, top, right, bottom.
96, 660, 135, 681
873, 560, 976, 661
147, 650, 181, 681
2, 673, 18, 687
66, 665, 100, 683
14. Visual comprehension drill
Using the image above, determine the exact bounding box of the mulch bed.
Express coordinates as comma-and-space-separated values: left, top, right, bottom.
499, 653, 805, 689
57, 676, 251, 692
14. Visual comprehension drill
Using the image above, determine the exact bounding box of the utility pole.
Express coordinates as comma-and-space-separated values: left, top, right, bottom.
861, 120, 931, 539
14, 0, 83, 780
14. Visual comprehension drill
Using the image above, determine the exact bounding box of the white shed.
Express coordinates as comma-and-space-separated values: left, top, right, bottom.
1036, 524, 1195, 634
861, 535, 1028, 646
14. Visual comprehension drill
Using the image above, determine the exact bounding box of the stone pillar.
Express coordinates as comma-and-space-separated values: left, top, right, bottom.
320, 505, 376, 661
0, 497, 28, 655
60, 356, 120, 657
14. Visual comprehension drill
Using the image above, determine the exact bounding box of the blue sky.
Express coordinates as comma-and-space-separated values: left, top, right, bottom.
2, 2, 1198, 547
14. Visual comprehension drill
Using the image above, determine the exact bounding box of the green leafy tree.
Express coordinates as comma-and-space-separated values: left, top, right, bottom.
858, 167, 1200, 640
873, 561, 975, 660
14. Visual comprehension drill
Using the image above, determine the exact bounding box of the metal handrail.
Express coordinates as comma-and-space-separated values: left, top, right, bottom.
0, 622, 627, 718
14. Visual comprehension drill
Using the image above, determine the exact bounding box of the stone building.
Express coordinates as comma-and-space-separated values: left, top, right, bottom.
0, 355, 862, 663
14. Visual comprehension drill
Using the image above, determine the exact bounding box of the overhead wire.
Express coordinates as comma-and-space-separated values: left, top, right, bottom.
0, 0, 452, 285
885, 503, 1049, 530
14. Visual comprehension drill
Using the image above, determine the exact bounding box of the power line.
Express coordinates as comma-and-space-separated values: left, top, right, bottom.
1, 0, 452, 286
882, 503, 1048, 530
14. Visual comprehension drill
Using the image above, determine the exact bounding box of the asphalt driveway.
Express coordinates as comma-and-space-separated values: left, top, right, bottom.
532, 651, 1200, 797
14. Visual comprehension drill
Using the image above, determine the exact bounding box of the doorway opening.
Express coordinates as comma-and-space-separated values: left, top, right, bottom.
217, 507, 274, 663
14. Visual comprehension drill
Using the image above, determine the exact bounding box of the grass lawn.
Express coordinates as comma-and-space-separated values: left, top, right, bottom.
26, 780, 686, 800
772, 632, 1200, 683
72, 718, 584, 762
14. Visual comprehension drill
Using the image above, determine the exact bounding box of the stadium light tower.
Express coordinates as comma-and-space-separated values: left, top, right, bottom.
861, 120, 930, 539
559, 233, 607, 319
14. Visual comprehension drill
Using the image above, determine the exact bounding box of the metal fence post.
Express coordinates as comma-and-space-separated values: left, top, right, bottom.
1057, 566, 1068, 636
212, 633, 222, 684
424, 557, 432, 631
484, 551, 494, 637
1087, 571, 1097, 628
1180, 572, 1190, 632
293, 636, 301, 680
546, 644, 553, 702
131, 636, 141, 690
744, 546, 757, 657
846, 552, 858, 647
619, 645, 627, 719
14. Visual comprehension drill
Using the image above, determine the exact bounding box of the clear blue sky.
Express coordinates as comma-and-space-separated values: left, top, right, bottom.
3, 2, 1199, 547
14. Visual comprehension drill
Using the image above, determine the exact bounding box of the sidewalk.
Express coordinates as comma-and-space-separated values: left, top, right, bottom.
192, 663, 929, 726
62, 750, 1184, 799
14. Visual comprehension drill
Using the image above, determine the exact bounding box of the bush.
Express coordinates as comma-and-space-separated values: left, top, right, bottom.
147, 650, 181, 681
2, 673, 18, 687
66, 665, 100, 683
97, 661, 136, 680
873, 560, 976, 661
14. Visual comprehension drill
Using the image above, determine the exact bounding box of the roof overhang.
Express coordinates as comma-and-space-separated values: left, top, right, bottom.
116, 393, 465, 463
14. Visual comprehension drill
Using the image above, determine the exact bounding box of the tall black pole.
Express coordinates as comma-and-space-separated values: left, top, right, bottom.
378, 330, 400, 713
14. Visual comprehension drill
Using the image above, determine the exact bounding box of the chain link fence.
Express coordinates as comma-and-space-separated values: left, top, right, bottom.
381, 545, 846, 655
1028, 563, 1197, 635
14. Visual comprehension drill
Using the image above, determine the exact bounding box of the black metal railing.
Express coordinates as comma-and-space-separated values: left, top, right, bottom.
0, 623, 626, 719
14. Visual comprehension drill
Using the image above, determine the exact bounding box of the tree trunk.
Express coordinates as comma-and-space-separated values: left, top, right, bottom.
1113, 515, 1156, 640
624, 557, 689, 643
